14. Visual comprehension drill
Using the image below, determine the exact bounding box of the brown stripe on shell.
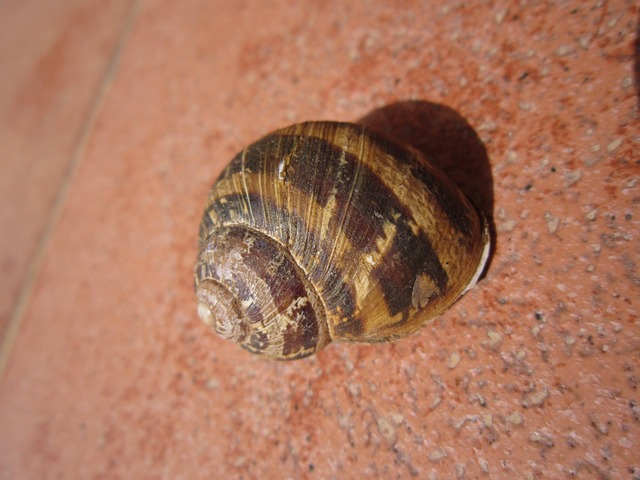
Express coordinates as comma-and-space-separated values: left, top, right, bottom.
364, 127, 475, 241
289, 122, 480, 245
198, 208, 216, 245
282, 123, 483, 263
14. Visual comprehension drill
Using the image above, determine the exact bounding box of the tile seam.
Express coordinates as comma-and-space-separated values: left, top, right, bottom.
0, 0, 142, 379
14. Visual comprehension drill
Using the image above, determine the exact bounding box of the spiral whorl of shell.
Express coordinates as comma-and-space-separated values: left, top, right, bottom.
195, 226, 329, 359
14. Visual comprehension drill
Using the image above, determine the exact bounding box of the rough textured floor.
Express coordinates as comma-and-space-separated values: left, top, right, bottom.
0, 1, 638, 479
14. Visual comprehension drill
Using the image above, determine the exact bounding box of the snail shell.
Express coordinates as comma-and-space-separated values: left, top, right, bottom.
194, 121, 490, 360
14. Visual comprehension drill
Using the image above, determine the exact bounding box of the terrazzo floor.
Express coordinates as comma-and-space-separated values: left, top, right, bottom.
0, 1, 638, 478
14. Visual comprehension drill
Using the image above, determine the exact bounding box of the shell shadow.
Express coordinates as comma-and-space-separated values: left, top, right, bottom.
357, 100, 495, 271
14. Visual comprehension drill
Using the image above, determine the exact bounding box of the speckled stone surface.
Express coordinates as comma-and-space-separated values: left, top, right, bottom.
0, 1, 638, 479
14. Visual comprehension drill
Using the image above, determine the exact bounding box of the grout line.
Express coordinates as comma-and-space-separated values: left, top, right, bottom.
0, 0, 141, 379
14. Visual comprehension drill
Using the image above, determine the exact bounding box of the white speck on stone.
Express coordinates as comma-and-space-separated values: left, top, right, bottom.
544, 212, 559, 233
585, 209, 598, 221
523, 387, 549, 408
529, 430, 554, 447
347, 382, 360, 396
591, 143, 601, 152
623, 76, 633, 88
303, 389, 314, 407
494, 10, 506, 24
506, 150, 518, 163
519, 101, 532, 111
611, 321, 622, 333
390, 412, 404, 425
507, 412, 523, 425
499, 220, 516, 232
205, 378, 220, 390
430, 448, 447, 462
377, 417, 396, 444
516, 350, 526, 360
578, 34, 591, 49
565, 336, 575, 345
607, 138, 623, 153
338, 413, 354, 429
477, 121, 497, 132
564, 170, 582, 187
344, 358, 354, 372
448, 352, 460, 369
607, 14, 620, 28
619, 437, 632, 448
566, 430, 580, 447
483, 414, 493, 427
593, 419, 608, 435
555, 45, 575, 56
487, 331, 502, 348
585, 155, 601, 167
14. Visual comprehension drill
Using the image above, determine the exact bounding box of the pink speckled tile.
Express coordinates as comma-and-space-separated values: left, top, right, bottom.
0, 0, 134, 339
0, 0, 638, 479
